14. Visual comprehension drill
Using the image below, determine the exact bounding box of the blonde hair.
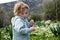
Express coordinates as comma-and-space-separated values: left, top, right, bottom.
13, 2, 29, 16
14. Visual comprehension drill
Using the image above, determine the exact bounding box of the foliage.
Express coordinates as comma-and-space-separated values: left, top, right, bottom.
34, 21, 45, 27
28, 14, 42, 22
42, 0, 60, 21
0, 9, 14, 27
0, 21, 60, 40
49, 22, 60, 36
0, 25, 12, 40
0, 10, 4, 27
31, 21, 60, 40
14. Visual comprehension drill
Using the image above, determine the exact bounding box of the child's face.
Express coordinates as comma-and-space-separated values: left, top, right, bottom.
22, 9, 28, 18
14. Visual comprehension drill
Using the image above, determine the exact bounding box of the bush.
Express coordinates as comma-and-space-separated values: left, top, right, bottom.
0, 10, 4, 27
0, 25, 12, 40
0, 11, 14, 27
42, 0, 60, 21
28, 14, 42, 22
0, 21, 60, 40
49, 22, 60, 36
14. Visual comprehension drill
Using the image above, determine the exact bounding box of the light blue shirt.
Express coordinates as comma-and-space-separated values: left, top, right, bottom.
11, 16, 32, 40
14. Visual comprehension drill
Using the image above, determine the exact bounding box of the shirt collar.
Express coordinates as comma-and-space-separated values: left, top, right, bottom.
15, 16, 26, 20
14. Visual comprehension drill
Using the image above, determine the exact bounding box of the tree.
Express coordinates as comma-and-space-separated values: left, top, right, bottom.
0, 10, 4, 27
42, 0, 60, 21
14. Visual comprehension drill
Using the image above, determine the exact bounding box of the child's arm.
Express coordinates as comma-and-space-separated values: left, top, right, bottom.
14, 19, 35, 34
28, 19, 35, 28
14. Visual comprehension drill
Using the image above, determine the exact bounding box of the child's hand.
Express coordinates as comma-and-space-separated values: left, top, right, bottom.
30, 19, 35, 25
30, 27, 36, 31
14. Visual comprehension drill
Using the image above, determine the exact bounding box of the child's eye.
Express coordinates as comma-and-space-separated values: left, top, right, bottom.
25, 12, 28, 14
